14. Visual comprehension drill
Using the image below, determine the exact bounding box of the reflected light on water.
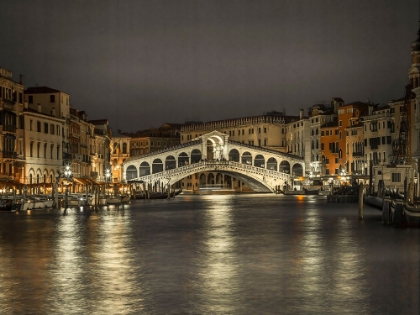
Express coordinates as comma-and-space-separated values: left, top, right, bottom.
199, 196, 239, 314
53, 214, 86, 312
94, 211, 143, 314
330, 218, 369, 312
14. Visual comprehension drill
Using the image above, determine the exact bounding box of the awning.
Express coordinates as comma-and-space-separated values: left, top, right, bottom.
0, 179, 23, 188
73, 177, 90, 185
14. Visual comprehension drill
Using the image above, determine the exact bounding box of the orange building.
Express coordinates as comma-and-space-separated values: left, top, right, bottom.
321, 101, 373, 177
336, 102, 372, 174
320, 121, 339, 176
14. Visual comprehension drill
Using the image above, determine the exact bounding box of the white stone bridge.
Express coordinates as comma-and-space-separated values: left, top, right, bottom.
122, 131, 305, 193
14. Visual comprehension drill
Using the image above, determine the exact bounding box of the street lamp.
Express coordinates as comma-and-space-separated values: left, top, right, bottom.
105, 169, 111, 183
105, 169, 111, 196
63, 165, 73, 211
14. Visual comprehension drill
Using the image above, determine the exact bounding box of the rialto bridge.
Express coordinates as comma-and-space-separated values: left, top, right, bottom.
122, 131, 305, 193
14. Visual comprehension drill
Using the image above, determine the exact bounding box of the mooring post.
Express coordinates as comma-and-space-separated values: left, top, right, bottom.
358, 183, 364, 220
408, 181, 414, 205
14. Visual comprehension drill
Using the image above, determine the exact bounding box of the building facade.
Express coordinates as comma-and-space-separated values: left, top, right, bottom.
0, 67, 24, 187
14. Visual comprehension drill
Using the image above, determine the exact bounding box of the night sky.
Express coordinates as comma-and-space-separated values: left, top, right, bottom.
0, 0, 418, 133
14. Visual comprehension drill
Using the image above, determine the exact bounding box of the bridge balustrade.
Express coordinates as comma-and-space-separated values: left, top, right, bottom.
132, 160, 291, 184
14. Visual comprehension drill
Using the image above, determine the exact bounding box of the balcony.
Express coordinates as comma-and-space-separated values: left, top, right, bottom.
0, 151, 18, 159
63, 152, 72, 160
3, 125, 17, 133
0, 98, 16, 110
352, 151, 364, 157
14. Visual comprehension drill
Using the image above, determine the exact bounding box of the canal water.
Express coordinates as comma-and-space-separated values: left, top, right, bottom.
0, 194, 419, 315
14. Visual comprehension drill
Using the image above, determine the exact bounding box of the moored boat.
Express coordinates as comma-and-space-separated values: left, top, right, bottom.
304, 188, 319, 195
107, 195, 123, 205
385, 200, 420, 227
0, 198, 15, 211
363, 194, 384, 210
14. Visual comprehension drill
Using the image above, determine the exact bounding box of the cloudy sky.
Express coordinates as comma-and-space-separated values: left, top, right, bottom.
0, 0, 418, 133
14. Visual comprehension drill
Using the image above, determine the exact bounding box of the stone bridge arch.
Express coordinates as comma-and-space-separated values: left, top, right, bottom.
123, 130, 305, 193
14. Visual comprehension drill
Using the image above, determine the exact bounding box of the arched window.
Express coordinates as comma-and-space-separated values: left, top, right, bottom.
139, 162, 150, 176
292, 164, 303, 177
178, 152, 189, 166
267, 157, 277, 171
165, 155, 176, 170
152, 159, 163, 174
191, 149, 202, 164
254, 154, 265, 168
228, 149, 240, 162
126, 165, 138, 179
279, 161, 290, 174
241, 152, 252, 165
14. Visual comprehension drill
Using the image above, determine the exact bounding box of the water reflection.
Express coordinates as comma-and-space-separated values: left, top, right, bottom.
0, 196, 419, 314
198, 196, 240, 314
94, 209, 143, 314
330, 218, 369, 313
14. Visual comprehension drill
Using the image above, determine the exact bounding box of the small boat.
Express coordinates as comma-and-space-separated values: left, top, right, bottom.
0, 198, 15, 211
72, 193, 96, 206
120, 195, 130, 204
131, 189, 182, 200
98, 194, 108, 205
107, 195, 123, 205
173, 188, 183, 196
31, 195, 54, 208
62, 194, 83, 207
363, 194, 384, 210
304, 188, 319, 195
386, 200, 420, 227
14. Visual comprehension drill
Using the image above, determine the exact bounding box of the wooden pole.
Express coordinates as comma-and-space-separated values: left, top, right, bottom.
408, 182, 414, 205
358, 183, 364, 220
85, 184, 89, 206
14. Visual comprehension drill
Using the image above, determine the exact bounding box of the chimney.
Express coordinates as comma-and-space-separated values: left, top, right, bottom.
19, 75, 23, 85
37, 104, 41, 113
299, 109, 304, 120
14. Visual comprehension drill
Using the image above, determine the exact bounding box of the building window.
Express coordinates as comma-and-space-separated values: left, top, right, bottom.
29, 95, 33, 104
44, 123, 48, 134
57, 146, 60, 159
50, 95, 55, 102
30, 120, 33, 131
30, 142, 34, 157
50, 124, 55, 134
37, 142, 40, 158
391, 173, 401, 182
51, 145, 54, 159
44, 143, 47, 158
37, 121, 41, 132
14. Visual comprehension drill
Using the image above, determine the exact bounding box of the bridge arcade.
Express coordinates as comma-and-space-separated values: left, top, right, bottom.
123, 131, 305, 193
